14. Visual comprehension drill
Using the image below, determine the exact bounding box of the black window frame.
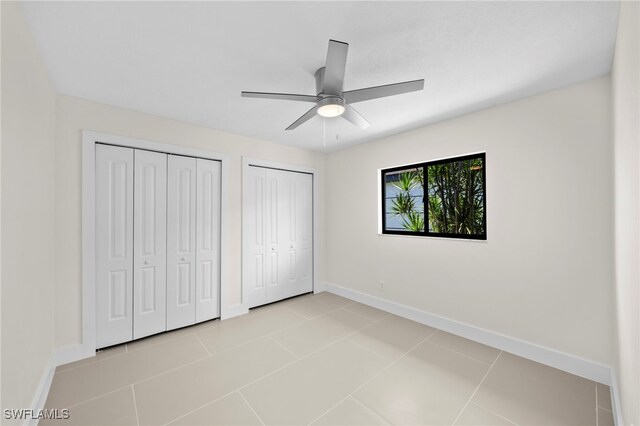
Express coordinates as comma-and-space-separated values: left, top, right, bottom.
381, 152, 487, 240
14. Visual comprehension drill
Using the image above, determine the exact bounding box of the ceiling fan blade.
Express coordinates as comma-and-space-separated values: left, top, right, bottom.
241, 91, 318, 103
285, 105, 320, 130
322, 40, 349, 95
343, 79, 425, 104
342, 105, 370, 130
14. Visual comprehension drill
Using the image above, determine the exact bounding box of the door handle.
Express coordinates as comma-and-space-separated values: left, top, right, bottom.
144, 260, 150, 265
181, 257, 187, 261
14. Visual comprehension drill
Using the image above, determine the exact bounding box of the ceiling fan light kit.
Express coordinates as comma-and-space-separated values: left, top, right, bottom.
241, 39, 425, 131
317, 97, 345, 117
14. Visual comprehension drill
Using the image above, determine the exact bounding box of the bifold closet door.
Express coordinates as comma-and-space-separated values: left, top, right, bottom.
244, 166, 313, 308
266, 169, 294, 303
269, 169, 313, 301
244, 166, 267, 308
195, 159, 221, 322
133, 149, 167, 339
293, 171, 313, 295
96, 144, 134, 348
167, 155, 197, 330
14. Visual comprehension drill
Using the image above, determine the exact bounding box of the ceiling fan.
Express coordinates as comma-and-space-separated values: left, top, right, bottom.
241, 39, 425, 131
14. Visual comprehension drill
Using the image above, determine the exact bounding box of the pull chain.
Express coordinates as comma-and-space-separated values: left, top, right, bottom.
323, 118, 326, 150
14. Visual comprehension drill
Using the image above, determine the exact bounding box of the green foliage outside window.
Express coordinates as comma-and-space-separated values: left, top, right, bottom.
382, 153, 486, 239
427, 157, 484, 235
390, 169, 424, 232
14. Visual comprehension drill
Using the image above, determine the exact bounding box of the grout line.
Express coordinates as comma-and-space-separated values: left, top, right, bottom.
238, 390, 266, 426
346, 337, 395, 363
59, 300, 394, 422
163, 334, 359, 425
165, 389, 239, 425
349, 395, 392, 425
126, 330, 197, 353
278, 304, 313, 321
194, 332, 212, 356
62, 353, 212, 410
424, 340, 493, 366
56, 346, 128, 374
58, 332, 194, 374
307, 334, 433, 426
131, 385, 141, 426
164, 314, 391, 426
596, 382, 599, 426
450, 351, 503, 425
64, 385, 132, 410
281, 298, 356, 321
54, 301, 363, 414
268, 335, 301, 359
339, 305, 383, 323
467, 402, 518, 426
599, 406, 612, 413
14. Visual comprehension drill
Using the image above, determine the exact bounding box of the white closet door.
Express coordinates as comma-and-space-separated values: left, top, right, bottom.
295, 172, 313, 295
167, 155, 197, 330
133, 149, 167, 339
195, 158, 221, 322
273, 170, 313, 301
243, 166, 314, 308
243, 166, 267, 308
265, 169, 290, 303
96, 144, 134, 348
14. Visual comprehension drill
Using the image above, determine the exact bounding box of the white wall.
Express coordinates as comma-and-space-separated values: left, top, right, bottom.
612, 1, 640, 424
54, 95, 326, 348
1, 1, 56, 420
326, 77, 613, 366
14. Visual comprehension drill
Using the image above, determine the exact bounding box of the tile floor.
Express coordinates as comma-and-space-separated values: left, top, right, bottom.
42, 292, 615, 425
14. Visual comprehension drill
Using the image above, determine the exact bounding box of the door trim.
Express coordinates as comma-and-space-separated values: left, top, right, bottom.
82, 130, 229, 354
241, 157, 318, 309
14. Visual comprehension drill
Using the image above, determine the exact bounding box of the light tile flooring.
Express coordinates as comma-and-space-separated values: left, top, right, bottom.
43, 292, 614, 426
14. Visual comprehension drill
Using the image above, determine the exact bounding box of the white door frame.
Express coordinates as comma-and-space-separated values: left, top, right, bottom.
82, 130, 229, 354
241, 157, 318, 307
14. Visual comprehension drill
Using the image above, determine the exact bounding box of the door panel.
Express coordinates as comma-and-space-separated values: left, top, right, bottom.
167, 155, 197, 330
195, 158, 221, 322
296, 172, 313, 294
266, 169, 289, 303
133, 149, 167, 339
244, 166, 267, 308
96, 144, 134, 348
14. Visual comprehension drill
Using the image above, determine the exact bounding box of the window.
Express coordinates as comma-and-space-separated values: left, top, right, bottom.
381, 153, 486, 240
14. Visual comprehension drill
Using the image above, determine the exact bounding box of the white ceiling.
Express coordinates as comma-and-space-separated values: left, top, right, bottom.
21, 1, 620, 152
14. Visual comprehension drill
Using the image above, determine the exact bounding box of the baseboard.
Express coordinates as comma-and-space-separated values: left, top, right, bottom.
221, 303, 249, 320
314, 281, 327, 293
28, 357, 56, 426
54, 343, 95, 367
609, 369, 625, 426
326, 282, 612, 385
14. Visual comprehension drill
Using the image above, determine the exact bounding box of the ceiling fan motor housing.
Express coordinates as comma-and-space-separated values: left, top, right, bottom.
315, 67, 341, 97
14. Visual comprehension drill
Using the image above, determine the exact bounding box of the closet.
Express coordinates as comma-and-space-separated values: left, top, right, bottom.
95, 144, 221, 349
243, 166, 313, 308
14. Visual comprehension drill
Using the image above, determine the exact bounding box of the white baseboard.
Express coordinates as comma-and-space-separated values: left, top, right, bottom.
54, 343, 95, 367
609, 369, 625, 426
221, 304, 249, 320
326, 282, 612, 385
28, 357, 56, 426
314, 281, 327, 293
